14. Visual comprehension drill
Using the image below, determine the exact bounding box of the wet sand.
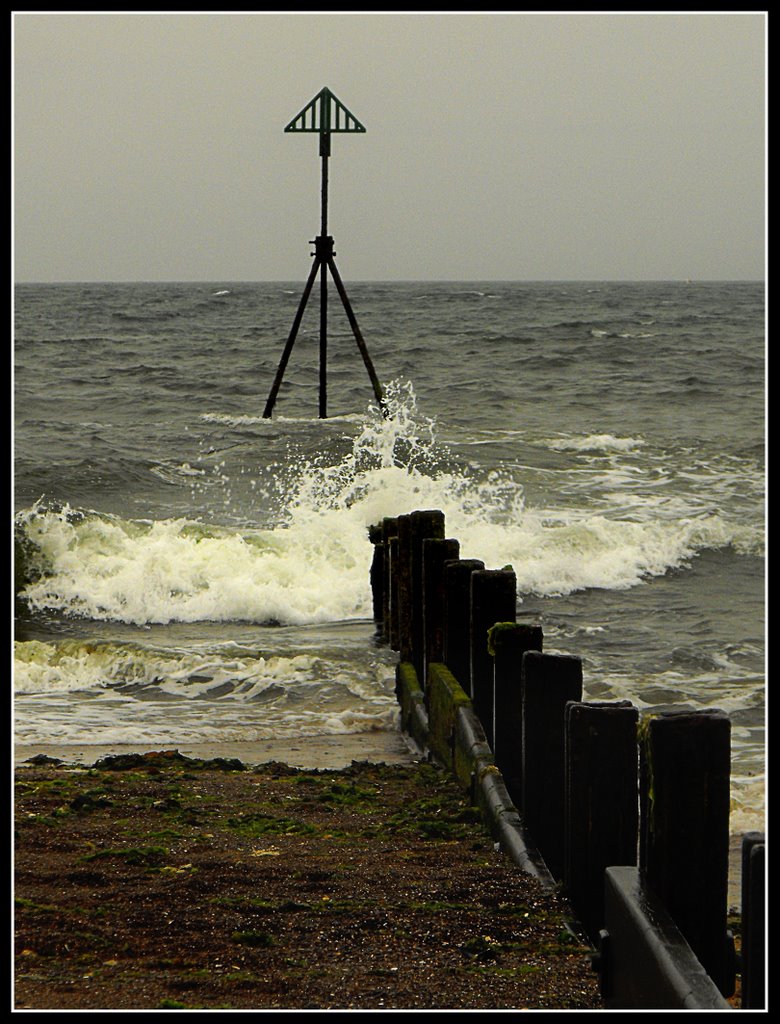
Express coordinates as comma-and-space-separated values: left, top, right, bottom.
14, 729, 421, 772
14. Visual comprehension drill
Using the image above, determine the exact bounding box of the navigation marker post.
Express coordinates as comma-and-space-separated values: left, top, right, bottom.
263, 88, 386, 419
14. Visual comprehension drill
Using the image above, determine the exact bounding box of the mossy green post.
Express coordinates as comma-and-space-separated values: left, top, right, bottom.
426, 662, 472, 781
395, 661, 428, 753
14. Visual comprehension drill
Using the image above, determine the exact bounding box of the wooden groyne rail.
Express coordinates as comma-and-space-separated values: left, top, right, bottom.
368, 510, 765, 1010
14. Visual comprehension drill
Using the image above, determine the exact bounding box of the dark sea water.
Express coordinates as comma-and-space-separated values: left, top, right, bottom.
13, 280, 765, 833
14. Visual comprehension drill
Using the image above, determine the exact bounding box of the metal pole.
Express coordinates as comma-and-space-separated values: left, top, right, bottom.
319, 131, 330, 418
269, 89, 381, 419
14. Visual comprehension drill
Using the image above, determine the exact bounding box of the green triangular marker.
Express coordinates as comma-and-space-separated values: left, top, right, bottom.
284, 87, 366, 134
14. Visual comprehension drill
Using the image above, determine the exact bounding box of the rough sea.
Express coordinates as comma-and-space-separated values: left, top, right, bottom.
13, 280, 765, 835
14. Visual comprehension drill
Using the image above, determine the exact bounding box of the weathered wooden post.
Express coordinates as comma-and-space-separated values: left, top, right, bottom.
409, 511, 446, 683
395, 512, 446, 679
470, 568, 516, 749
564, 700, 639, 942
381, 517, 398, 647
422, 537, 460, 687
368, 523, 384, 633
521, 651, 583, 881
442, 559, 485, 692
396, 515, 413, 663
739, 831, 765, 1009
638, 709, 734, 997
490, 622, 543, 808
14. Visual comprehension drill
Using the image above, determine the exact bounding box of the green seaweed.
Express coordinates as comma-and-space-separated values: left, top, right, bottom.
486, 621, 520, 657
224, 813, 317, 837
81, 845, 169, 867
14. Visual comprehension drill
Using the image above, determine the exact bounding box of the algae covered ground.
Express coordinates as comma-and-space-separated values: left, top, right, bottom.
14, 750, 602, 1010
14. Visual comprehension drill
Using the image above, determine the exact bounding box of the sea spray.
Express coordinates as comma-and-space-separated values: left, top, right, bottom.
16, 380, 760, 626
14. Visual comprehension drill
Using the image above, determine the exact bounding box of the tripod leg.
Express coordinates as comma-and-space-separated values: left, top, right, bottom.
327, 256, 388, 417
319, 253, 328, 418
263, 256, 320, 418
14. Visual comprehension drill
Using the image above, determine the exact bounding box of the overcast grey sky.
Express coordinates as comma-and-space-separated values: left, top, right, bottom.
13, 11, 766, 282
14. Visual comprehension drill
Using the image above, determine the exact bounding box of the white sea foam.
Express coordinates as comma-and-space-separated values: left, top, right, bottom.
542, 433, 645, 453
13, 636, 399, 744
17, 508, 373, 626
14, 638, 314, 697
15, 381, 761, 626
199, 411, 365, 429
729, 777, 766, 834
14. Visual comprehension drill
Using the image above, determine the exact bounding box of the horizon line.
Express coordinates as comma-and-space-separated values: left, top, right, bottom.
13, 276, 766, 286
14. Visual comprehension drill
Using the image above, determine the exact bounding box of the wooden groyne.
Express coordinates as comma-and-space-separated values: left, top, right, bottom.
368, 510, 765, 1010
